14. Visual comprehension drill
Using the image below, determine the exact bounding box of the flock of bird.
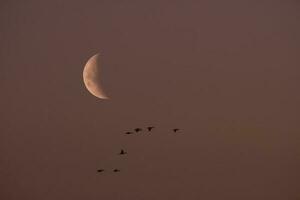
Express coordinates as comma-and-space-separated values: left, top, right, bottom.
97, 126, 181, 173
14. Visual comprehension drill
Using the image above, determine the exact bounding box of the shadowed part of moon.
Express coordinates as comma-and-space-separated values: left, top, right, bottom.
83, 54, 109, 99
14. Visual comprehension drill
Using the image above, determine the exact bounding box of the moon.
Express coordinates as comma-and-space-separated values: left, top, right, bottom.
83, 54, 109, 99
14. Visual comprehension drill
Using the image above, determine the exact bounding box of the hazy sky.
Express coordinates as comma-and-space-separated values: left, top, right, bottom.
1, 0, 300, 199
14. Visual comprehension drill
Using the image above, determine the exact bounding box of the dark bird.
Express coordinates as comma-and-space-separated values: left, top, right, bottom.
125, 131, 133, 135
119, 149, 127, 155
173, 128, 180, 132
113, 169, 120, 172
134, 128, 142, 132
147, 126, 155, 131
97, 169, 104, 173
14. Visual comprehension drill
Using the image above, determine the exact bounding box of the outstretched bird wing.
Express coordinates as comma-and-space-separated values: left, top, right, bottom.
147, 126, 154, 131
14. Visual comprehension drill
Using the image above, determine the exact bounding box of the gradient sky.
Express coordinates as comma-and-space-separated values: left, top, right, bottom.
1, 0, 300, 199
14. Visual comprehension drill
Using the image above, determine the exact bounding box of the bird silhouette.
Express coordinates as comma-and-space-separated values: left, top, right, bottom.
119, 149, 127, 155
97, 169, 104, 173
113, 169, 120, 172
134, 128, 142, 132
173, 128, 180, 132
147, 126, 155, 131
125, 131, 133, 135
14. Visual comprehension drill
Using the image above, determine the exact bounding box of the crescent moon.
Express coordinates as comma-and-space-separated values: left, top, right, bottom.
83, 54, 109, 99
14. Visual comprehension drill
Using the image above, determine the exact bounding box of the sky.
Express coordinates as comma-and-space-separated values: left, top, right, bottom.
1, 0, 300, 199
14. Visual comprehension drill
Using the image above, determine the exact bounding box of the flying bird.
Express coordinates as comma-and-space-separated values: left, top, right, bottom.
147, 126, 155, 131
119, 149, 127, 155
113, 169, 120, 172
134, 128, 142, 132
97, 169, 104, 173
125, 131, 133, 135
173, 128, 180, 132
